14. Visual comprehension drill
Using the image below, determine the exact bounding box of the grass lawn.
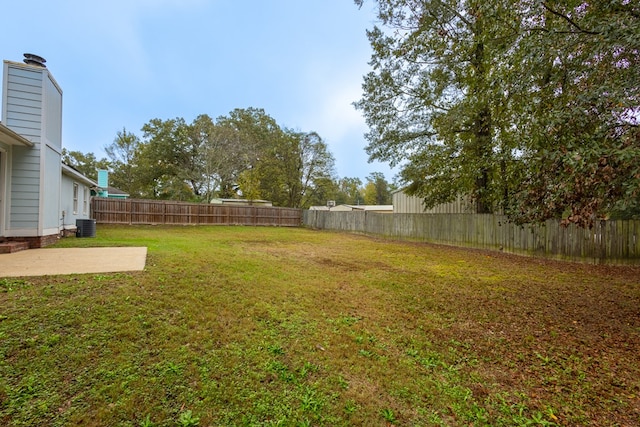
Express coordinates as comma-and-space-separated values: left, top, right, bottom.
1, 225, 639, 426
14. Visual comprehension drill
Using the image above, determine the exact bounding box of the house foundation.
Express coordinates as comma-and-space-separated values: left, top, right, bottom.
5, 234, 60, 249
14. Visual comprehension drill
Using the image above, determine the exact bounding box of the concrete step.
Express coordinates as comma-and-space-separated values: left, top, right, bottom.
0, 241, 30, 254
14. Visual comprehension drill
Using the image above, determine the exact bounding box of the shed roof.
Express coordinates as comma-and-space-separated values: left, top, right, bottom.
210, 198, 272, 206
309, 204, 394, 212
341, 204, 394, 212
106, 186, 129, 196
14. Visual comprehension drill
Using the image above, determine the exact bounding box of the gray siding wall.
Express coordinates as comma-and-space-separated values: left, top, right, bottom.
4, 65, 42, 139
3, 61, 63, 236
9, 146, 39, 229
4, 63, 43, 232
43, 146, 61, 230
0, 147, 8, 234
44, 73, 62, 149
42, 72, 63, 233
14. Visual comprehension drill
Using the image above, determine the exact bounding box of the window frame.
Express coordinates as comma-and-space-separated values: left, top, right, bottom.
82, 186, 89, 215
72, 182, 79, 215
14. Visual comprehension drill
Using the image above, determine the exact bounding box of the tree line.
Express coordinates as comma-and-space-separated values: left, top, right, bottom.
355, 0, 639, 226
62, 107, 394, 209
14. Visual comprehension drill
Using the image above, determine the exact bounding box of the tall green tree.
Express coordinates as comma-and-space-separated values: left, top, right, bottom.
354, 0, 516, 213
139, 117, 202, 200
502, 1, 640, 226
245, 130, 336, 208
363, 172, 393, 205
336, 177, 364, 205
356, 0, 640, 226
104, 128, 141, 197
217, 108, 283, 199
103, 107, 340, 206
284, 131, 336, 208
189, 114, 228, 203
305, 176, 340, 208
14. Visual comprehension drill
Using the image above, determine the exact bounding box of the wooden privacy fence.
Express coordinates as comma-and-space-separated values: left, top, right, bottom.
303, 211, 640, 264
92, 198, 302, 227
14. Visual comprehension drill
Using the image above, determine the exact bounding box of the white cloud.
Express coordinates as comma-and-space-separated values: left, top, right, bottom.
316, 83, 366, 143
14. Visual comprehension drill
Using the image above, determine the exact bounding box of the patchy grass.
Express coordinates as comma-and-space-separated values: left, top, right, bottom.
1, 225, 639, 426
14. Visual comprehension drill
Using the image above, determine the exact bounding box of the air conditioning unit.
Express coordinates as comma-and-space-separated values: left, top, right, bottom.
76, 219, 96, 238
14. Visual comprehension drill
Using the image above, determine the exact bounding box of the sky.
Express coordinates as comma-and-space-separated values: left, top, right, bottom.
1, 0, 397, 183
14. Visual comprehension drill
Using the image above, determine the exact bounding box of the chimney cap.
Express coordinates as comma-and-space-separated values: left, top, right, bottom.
23, 53, 46, 68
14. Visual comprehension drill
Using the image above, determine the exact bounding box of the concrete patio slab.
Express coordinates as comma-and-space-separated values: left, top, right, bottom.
0, 247, 147, 277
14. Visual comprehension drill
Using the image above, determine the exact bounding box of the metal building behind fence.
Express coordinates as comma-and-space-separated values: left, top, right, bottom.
392, 189, 476, 214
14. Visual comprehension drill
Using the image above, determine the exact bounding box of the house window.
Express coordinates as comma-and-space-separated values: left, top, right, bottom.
73, 183, 79, 214
83, 186, 89, 215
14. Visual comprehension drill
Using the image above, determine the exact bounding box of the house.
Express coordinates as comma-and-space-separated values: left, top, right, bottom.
102, 186, 129, 199
95, 169, 129, 199
1, 55, 94, 248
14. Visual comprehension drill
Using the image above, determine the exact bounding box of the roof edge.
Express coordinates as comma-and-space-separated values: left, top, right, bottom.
0, 122, 34, 147
61, 163, 98, 187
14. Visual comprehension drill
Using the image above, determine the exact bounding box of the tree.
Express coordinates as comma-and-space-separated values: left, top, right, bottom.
336, 177, 364, 205
140, 117, 205, 201
355, 0, 640, 227
244, 130, 337, 208
189, 114, 232, 203
354, 0, 516, 214
501, 1, 640, 227
305, 176, 340, 208
101, 107, 340, 206
363, 172, 392, 205
61, 149, 110, 182
104, 128, 141, 196
217, 108, 283, 199
281, 131, 336, 208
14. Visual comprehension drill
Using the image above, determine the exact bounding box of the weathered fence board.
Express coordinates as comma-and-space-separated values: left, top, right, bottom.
303, 211, 640, 264
92, 198, 302, 227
